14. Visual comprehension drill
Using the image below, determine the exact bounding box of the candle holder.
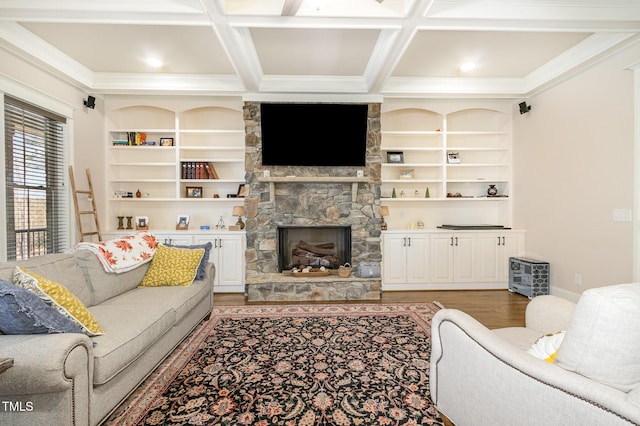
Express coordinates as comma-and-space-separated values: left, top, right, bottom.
117, 216, 125, 230
126, 216, 133, 230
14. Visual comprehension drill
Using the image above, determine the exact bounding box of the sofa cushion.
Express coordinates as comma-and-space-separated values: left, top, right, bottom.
0, 279, 82, 334
139, 244, 204, 287
90, 303, 175, 385
13, 267, 104, 336
74, 250, 150, 305
165, 241, 212, 280
101, 279, 211, 323
0, 254, 93, 307
555, 283, 640, 392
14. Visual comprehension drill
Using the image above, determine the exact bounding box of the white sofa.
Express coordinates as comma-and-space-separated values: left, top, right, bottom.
430, 284, 640, 426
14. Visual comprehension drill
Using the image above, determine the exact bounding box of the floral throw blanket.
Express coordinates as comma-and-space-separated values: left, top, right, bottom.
68, 232, 158, 273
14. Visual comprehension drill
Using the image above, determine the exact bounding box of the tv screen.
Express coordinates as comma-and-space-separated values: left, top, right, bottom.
260, 103, 368, 167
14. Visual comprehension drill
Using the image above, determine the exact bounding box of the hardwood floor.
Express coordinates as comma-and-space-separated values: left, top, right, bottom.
213, 289, 529, 329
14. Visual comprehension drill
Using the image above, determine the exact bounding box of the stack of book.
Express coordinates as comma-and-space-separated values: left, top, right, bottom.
181, 162, 219, 179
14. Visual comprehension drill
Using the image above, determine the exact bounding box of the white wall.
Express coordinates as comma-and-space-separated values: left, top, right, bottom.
513, 42, 640, 301
0, 49, 105, 244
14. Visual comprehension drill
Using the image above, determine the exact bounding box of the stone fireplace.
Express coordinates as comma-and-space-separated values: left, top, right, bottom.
241, 101, 382, 301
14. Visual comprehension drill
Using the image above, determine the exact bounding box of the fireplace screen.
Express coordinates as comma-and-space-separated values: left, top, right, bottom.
277, 226, 351, 272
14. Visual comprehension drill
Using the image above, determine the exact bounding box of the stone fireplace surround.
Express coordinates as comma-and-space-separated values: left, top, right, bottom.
242, 101, 383, 301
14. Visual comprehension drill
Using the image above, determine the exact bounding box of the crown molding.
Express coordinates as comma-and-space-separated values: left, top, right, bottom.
259, 75, 370, 94
92, 73, 244, 95
0, 21, 94, 88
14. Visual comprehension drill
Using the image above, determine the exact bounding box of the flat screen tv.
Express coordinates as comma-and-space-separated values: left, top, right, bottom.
260, 103, 368, 167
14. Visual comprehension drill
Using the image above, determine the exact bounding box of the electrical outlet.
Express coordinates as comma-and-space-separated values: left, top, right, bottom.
574, 273, 582, 286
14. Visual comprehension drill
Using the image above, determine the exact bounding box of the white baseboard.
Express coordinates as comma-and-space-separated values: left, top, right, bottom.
550, 286, 582, 303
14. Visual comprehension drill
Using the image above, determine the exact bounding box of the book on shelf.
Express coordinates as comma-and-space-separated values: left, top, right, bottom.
205, 162, 219, 179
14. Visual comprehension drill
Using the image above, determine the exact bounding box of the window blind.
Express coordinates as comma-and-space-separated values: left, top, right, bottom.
4, 95, 68, 260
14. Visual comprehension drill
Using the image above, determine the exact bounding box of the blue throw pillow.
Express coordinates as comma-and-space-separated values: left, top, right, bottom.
164, 241, 212, 280
0, 279, 83, 335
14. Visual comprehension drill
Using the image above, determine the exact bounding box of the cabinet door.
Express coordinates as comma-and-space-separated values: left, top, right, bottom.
194, 234, 245, 290
154, 233, 193, 246
476, 232, 525, 283
476, 233, 502, 282
382, 234, 407, 284
405, 234, 429, 284
216, 235, 245, 287
453, 233, 475, 282
430, 234, 454, 283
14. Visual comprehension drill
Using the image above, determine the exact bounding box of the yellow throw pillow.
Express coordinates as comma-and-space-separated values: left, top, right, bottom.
13, 267, 105, 336
139, 244, 205, 287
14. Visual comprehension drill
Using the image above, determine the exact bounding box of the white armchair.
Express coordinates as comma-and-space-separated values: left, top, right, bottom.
430, 284, 640, 426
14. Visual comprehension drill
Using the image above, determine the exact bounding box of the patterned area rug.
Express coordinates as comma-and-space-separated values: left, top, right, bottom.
105, 303, 444, 425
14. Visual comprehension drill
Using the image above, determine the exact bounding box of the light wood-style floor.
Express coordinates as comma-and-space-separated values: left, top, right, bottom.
214, 289, 529, 329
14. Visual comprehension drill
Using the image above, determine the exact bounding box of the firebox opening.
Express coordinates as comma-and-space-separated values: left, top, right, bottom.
277, 226, 352, 272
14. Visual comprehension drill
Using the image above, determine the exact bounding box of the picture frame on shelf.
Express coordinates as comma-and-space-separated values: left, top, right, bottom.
237, 184, 247, 198
160, 137, 173, 147
447, 152, 460, 164
135, 216, 149, 230
400, 169, 414, 179
387, 151, 404, 164
176, 215, 190, 230
186, 186, 202, 198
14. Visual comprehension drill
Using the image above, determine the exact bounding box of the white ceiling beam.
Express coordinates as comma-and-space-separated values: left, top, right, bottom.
199, 0, 262, 92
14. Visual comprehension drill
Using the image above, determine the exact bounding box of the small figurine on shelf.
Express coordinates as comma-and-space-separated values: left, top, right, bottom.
216, 216, 226, 230
425, 187, 430, 198
392, 188, 397, 198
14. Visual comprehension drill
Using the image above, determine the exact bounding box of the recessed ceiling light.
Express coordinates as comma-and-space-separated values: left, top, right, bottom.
460, 62, 476, 73
146, 57, 163, 68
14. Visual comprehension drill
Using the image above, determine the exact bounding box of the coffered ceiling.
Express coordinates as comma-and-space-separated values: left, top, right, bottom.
1, 0, 640, 98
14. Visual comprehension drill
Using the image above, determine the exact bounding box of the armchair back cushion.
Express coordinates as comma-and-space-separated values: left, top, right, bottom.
555, 283, 640, 392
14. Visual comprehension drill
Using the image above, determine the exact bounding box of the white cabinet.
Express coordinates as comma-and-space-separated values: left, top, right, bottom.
194, 233, 245, 292
430, 233, 475, 284
154, 232, 194, 246
382, 230, 525, 290
476, 231, 525, 283
382, 232, 429, 290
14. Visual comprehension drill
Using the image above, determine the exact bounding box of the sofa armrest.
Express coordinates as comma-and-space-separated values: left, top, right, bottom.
0, 333, 93, 395
430, 308, 640, 425
525, 294, 576, 333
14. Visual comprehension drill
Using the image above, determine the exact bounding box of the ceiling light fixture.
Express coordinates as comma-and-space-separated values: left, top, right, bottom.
460, 62, 476, 73
146, 57, 163, 68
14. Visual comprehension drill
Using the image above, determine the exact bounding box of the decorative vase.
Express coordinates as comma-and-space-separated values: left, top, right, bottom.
392, 188, 397, 198
487, 185, 498, 196
135, 189, 141, 198
425, 187, 430, 198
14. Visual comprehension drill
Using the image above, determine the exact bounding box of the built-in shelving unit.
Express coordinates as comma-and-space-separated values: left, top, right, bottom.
380, 100, 512, 229
105, 101, 246, 231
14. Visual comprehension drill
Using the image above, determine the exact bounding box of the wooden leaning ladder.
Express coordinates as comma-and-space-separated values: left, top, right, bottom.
69, 166, 102, 242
